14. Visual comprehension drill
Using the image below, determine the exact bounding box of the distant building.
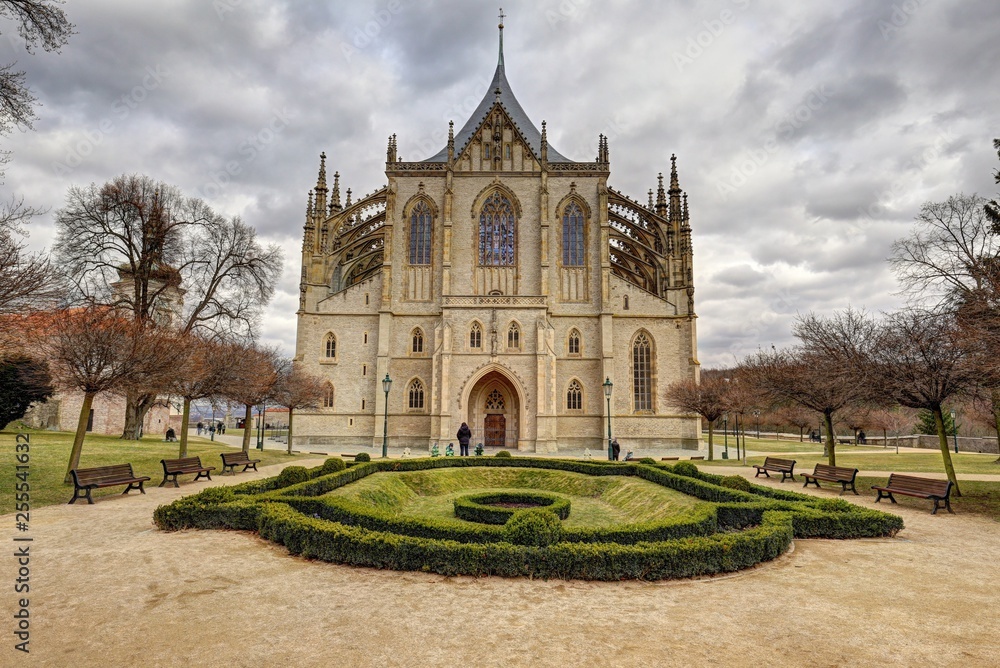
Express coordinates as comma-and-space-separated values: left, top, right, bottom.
293, 22, 699, 452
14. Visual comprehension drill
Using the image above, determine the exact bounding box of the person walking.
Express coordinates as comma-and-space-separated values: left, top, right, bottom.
457, 422, 472, 456
611, 438, 621, 461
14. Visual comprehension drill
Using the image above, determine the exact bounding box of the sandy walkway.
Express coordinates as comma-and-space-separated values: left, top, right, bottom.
5, 459, 998, 667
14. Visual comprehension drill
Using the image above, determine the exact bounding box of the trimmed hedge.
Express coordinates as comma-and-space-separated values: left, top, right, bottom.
154, 456, 903, 581
454, 491, 571, 524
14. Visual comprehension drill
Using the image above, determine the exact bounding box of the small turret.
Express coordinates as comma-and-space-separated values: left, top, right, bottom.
648, 189, 654, 211
540, 120, 548, 163
331, 171, 342, 212
386, 134, 397, 163
314, 153, 328, 213
447, 120, 455, 162
655, 172, 667, 217
668, 154, 683, 224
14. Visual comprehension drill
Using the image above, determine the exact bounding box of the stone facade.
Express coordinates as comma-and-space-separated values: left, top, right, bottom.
294, 28, 699, 453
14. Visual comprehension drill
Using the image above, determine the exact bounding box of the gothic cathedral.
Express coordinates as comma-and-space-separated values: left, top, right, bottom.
294, 23, 699, 453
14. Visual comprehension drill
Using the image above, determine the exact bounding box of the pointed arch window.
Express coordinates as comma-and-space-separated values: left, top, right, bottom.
632, 332, 653, 411
470, 322, 482, 349
323, 333, 337, 359
562, 202, 585, 266
408, 200, 432, 265
412, 328, 424, 354
568, 329, 581, 356
567, 380, 583, 410
479, 192, 516, 266
507, 323, 520, 350
322, 384, 335, 409
408, 379, 425, 410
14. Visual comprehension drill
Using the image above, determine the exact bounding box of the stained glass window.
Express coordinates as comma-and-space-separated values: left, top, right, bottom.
632, 333, 652, 411
567, 380, 582, 410
568, 329, 581, 355
408, 379, 424, 409
470, 323, 482, 349
479, 192, 516, 266
507, 323, 520, 350
412, 328, 424, 353
562, 202, 585, 266
408, 201, 432, 265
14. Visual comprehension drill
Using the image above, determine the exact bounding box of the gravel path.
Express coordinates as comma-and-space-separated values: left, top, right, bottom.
5, 459, 998, 667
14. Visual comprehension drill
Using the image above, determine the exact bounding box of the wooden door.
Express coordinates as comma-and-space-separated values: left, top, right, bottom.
484, 414, 506, 449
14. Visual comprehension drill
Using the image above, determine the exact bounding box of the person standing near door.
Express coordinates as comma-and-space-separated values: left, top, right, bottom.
457, 422, 472, 456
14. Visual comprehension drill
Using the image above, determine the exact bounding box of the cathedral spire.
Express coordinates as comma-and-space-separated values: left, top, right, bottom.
669, 153, 681, 193
655, 172, 667, 217
314, 153, 328, 213
447, 120, 455, 162
669, 154, 683, 223
498, 7, 505, 71
331, 171, 342, 211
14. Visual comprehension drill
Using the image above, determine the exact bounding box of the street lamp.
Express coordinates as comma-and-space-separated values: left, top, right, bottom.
256, 402, 266, 450
603, 377, 613, 461
723, 414, 729, 459
951, 409, 958, 454
382, 373, 392, 458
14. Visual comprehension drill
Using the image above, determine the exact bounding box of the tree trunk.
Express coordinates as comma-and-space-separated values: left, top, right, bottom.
121, 391, 155, 440
706, 419, 714, 461
242, 404, 252, 453
799, 427, 803, 442
933, 406, 962, 496
286, 407, 294, 455
824, 411, 836, 466
179, 397, 191, 458
992, 388, 1000, 464
66, 392, 95, 483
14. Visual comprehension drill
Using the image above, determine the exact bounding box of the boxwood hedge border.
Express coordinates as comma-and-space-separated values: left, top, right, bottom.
153, 457, 903, 581
454, 491, 572, 524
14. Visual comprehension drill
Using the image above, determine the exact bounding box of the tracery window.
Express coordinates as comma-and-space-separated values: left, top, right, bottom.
408, 379, 424, 410
412, 328, 424, 354
507, 323, 520, 350
568, 329, 581, 355
324, 333, 337, 359
478, 192, 516, 266
567, 380, 582, 410
485, 389, 505, 410
322, 384, 335, 409
408, 201, 432, 265
470, 322, 482, 349
632, 332, 653, 411
562, 202, 585, 266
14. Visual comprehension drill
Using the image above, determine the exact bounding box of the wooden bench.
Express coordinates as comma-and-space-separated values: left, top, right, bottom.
752, 456, 796, 482
69, 464, 151, 505
837, 438, 853, 445
661, 456, 679, 461
802, 463, 859, 495
872, 473, 954, 515
220, 450, 260, 475
689, 456, 705, 460
159, 456, 215, 488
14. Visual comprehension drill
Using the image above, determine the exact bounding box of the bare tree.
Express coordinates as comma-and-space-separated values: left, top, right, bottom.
43, 307, 175, 481
986, 138, 1000, 232
225, 344, 285, 453
0, 196, 64, 314
167, 336, 239, 457
774, 405, 815, 442
866, 406, 916, 448
53, 174, 283, 438
665, 373, 729, 461
0, 0, 74, 172
273, 366, 327, 455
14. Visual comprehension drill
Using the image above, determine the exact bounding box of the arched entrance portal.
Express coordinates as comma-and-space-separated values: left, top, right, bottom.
466, 370, 521, 451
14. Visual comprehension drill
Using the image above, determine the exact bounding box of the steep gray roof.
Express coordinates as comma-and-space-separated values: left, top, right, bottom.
424, 34, 570, 163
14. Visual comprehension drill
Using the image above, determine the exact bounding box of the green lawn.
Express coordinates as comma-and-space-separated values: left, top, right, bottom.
699, 450, 1000, 475
853, 476, 1000, 522
326, 467, 702, 528
0, 429, 299, 514
710, 436, 887, 455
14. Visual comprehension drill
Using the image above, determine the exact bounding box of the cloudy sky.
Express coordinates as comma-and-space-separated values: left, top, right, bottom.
3, 0, 999, 367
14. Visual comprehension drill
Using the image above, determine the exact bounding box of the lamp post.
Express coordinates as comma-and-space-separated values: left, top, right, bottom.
603, 377, 613, 461
382, 373, 392, 458
753, 409, 761, 439
951, 409, 958, 454
723, 414, 729, 459
256, 403, 266, 450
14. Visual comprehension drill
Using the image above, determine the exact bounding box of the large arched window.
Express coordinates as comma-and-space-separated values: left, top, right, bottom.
562, 202, 585, 266
408, 200, 432, 265
632, 332, 653, 411
478, 192, 516, 266
469, 322, 482, 349
323, 333, 337, 359
566, 380, 582, 410
568, 329, 581, 356
322, 383, 335, 409
408, 379, 425, 410
507, 323, 520, 350
412, 328, 424, 354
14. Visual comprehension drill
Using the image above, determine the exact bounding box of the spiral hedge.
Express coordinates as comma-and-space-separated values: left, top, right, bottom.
453, 491, 572, 524
153, 457, 904, 581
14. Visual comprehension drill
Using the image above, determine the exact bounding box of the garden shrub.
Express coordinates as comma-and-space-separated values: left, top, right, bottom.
720, 475, 752, 492
503, 508, 563, 546
355, 452, 371, 463
454, 491, 571, 524
321, 457, 347, 474
671, 461, 700, 477
639, 457, 657, 465
277, 466, 310, 487
495, 450, 512, 458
